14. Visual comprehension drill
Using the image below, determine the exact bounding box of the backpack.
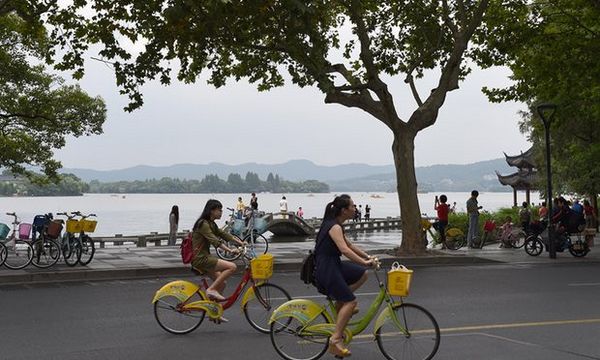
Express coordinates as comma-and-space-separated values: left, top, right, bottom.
180, 232, 197, 264
300, 250, 316, 285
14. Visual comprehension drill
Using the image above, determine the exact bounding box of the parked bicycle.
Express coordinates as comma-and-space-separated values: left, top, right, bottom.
269, 260, 440, 360
218, 208, 268, 261
420, 215, 465, 250
30, 213, 62, 268
1, 212, 34, 269
153, 245, 291, 334
473, 219, 525, 249
57, 211, 97, 266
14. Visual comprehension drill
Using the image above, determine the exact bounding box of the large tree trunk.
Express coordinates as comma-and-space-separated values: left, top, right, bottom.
392, 129, 424, 255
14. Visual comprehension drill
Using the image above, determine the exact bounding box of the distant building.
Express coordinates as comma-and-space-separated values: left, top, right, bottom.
495, 147, 538, 207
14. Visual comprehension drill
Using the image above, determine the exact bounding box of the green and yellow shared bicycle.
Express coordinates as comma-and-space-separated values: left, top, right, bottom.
269, 260, 440, 360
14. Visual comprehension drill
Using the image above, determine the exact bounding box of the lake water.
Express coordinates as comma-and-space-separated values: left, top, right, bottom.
0, 191, 542, 236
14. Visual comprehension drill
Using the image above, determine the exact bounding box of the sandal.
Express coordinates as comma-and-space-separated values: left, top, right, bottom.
328, 338, 351, 358
206, 289, 226, 301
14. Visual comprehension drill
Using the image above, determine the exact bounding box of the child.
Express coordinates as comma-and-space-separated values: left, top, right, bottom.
499, 216, 513, 248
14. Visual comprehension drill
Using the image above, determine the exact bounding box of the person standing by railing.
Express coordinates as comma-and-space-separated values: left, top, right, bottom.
279, 196, 288, 219
168, 205, 179, 246
250, 192, 258, 210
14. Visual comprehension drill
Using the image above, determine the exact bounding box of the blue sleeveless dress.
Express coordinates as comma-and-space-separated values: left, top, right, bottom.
314, 220, 367, 302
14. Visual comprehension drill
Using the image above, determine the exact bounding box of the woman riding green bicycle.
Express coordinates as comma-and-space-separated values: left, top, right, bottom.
311, 194, 376, 357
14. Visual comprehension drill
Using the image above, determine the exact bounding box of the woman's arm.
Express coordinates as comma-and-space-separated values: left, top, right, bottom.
329, 225, 372, 267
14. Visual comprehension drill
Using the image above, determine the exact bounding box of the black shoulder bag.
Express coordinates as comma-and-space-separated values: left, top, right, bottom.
300, 224, 327, 286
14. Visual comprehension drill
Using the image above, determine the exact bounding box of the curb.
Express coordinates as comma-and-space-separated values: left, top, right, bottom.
0, 255, 501, 286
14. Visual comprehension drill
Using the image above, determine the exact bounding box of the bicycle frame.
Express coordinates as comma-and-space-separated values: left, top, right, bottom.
269, 270, 404, 343
152, 265, 268, 320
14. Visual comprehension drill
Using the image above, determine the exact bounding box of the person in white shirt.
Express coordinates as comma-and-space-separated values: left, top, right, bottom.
280, 196, 288, 219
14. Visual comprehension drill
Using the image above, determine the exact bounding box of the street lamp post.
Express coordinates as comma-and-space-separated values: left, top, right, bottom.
537, 103, 557, 259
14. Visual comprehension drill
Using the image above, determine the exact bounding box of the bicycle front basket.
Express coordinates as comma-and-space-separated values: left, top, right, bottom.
387, 262, 413, 297
18, 223, 32, 240
66, 219, 82, 233
253, 217, 268, 235
81, 219, 97, 233
231, 219, 245, 236
0, 223, 9, 240
32, 215, 50, 233
250, 253, 274, 280
46, 221, 63, 239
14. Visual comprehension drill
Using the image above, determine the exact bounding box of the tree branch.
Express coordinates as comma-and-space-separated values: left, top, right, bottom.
404, 74, 423, 107
326, 63, 361, 85
346, 0, 399, 122
325, 90, 393, 129
0, 112, 55, 122
441, 0, 459, 36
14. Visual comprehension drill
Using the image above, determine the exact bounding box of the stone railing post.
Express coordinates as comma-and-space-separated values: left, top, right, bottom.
137, 235, 147, 247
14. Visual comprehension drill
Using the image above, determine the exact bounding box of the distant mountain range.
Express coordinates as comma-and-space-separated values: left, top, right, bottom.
61, 158, 517, 192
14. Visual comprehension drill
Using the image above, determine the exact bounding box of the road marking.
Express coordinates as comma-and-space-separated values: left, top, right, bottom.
348, 318, 600, 341
441, 318, 600, 332
568, 282, 600, 286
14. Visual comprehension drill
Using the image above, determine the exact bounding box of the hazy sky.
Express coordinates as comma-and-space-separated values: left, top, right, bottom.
54, 56, 531, 171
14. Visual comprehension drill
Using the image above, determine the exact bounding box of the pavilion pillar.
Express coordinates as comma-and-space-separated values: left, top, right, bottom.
526, 189, 531, 205
513, 188, 517, 207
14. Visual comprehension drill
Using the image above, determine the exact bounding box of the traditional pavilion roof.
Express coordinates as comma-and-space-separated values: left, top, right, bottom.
495, 169, 538, 190
504, 146, 536, 169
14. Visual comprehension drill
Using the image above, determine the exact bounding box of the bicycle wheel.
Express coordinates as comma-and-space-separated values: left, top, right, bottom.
154, 292, 206, 334
568, 238, 589, 258
445, 228, 465, 250
270, 311, 329, 360
243, 283, 292, 333
31, 238, 61, 268
216, 237, 243, 261
524, 236, 543, 256
78, 235, 95, 265
511, 231, 526, 249
243, 232, 268, 257
3, 238, 33, 269
62, 238, 81, 267
0, 242, 6, 267
376, 303, 440, 360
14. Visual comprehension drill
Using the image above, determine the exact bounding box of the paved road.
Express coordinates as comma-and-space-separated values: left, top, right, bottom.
1, 262, 599, 360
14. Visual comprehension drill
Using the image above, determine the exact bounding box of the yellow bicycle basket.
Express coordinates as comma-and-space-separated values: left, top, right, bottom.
387, 262, 413, 297
66, 220, 82, 233
81, 219, 97, 233
250, 253, 274, 280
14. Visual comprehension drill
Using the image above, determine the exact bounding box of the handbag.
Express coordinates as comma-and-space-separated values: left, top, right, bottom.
300, 250, 316, 285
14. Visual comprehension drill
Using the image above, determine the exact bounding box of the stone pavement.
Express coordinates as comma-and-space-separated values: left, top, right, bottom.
1, 235, 598, 285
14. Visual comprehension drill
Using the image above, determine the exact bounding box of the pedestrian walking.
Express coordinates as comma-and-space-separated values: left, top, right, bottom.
168, 205, 179, 246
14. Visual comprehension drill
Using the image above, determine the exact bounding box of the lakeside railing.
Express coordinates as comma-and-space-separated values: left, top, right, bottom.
92, 217, 403, 248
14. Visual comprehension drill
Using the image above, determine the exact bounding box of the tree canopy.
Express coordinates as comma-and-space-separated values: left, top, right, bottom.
478, 0, 600, 199
0, 1, 106, 180
39, 0, 527, 253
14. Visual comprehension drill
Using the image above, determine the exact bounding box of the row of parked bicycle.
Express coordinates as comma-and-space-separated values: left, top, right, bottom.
422, 217, 590, 258
0, 211, 98, 270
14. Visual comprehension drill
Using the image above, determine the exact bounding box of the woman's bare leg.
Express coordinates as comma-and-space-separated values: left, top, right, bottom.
207, 259, 236, 294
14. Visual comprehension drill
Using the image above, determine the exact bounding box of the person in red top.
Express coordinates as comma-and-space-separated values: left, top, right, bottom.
434, 194, 450, 249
